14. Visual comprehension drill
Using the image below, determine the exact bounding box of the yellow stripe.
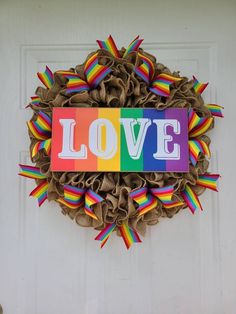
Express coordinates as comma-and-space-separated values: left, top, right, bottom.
98, 108, 120, 171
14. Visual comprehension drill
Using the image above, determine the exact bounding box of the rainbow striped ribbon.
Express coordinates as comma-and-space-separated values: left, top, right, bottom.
37, 66, 54, 89
26, 96, 41, 108
196, 174, 220, 191
123, 36, 143, 58
58, 184, 104, 220
189, 139, 210, 166
84, 52, 112, 88
193, 75, 208, 94
119, 223, 142, 249
95, 223, 116, 248
95, 223, 142, 249
56, 70, 89, 94
97, 35, 121, 58
32, 139, 51, 158
130, 186, 183, 216
150, 73, 182, 97
134, 53, 155, 84
188, 108, 213, 138
18, 164, 46, 179
206, 104, 224, 118
27, 111, 51, 140
181, 184, 203, 214
30, 180, 49, 206
27, 111, 52, 158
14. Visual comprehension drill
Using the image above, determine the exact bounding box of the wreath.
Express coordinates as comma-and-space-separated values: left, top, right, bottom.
19, 36, 223, 249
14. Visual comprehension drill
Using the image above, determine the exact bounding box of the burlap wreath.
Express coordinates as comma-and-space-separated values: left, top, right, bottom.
28, 47, 212, 237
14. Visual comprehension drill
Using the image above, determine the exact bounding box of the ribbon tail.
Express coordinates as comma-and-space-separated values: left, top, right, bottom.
30, 180, 49, 207
130, 187, 158, 216
150, 185, 183, 208
206, 104, 224, 118
37, 66, 54, 89
18, 164, 46, 180
196, 173, 220, 192
123, 36, 143, 57
97, 35, 121, 58
95, 223, 116, 248
25, 96, 41, 108
193, 75, 208, 94
119, 224, 142, 250
181, 184, 203, 214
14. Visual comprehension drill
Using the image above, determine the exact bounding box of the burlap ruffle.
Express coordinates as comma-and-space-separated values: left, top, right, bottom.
28, 48, 212, 236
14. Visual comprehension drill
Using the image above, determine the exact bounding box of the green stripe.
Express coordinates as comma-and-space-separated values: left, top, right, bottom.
120, 108, 143, 171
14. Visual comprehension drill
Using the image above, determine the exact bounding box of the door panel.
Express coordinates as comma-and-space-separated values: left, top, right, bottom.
1, 1, 235, 313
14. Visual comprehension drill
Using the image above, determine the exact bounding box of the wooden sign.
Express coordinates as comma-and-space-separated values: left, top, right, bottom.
51, 108, 189, 172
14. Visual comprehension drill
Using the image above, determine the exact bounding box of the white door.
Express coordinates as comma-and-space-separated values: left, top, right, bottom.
1, 1, 236, 313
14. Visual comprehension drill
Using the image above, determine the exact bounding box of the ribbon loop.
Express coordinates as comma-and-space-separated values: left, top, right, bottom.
57, 70, 89, 94
188, 108, 213, 138
123, 36, 143, 58
134, 53, 155, 84
58, 185, 103, 220
189, 139, 210, 166
150, 73, 182, 97
193, 75, 208, 94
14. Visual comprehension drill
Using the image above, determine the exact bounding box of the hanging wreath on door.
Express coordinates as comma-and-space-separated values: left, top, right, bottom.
19, 36, 223, 249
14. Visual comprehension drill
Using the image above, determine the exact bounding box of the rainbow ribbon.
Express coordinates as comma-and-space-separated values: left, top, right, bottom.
18, 164, 46, 179
181, 173, 220, 213
95, 223, 116, 248
196, 174, 219, 191
95, 223, 142, 249
58, 184, 104, 220
181, 184, 203, 214
18, 165, 48, 206
37, 66, 54, 89
130, 186, 183, 216
26, 96, 41, 108
84, 52, 112, 88
189, 139, 210, 166
97, 35, 121, 58
123, 36, 143, 58
119, 223, 142, 249
32, 139, 51, 158
27, 111, 52, 158
206, 104, 224, 118
134, 53, 155, 84
188, 108, 213, 138
30, 180, 49, 206
135, 55, 182, 97
193, 76, 208, 94
56, 70, 89, 94
57, 53, 111, 93
150, 73, 182, 97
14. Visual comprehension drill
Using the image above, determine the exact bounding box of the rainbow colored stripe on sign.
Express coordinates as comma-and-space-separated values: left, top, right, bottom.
51, 108, 189, 172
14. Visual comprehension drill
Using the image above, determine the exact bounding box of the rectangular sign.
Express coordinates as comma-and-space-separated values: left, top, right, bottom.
51, 107, 189, 172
